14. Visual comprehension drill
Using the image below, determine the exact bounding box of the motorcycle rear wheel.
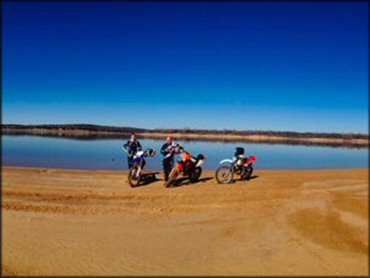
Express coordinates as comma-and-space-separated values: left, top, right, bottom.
189, 167, 202, 183
215, 166, 233, 184
242, 165, 253, 180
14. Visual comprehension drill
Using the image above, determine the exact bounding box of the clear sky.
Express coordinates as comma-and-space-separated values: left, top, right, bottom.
3, 1, 368, 133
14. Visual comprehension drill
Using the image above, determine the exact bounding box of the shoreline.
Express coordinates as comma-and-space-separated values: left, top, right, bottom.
2, 165, 368, 172
2, 125, 368, 148
2, 166, 368, 275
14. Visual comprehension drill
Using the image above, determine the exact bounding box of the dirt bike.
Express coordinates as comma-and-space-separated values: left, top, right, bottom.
165, 150, 206, 187
215, 147, 256, 184
122, 147, 158, 187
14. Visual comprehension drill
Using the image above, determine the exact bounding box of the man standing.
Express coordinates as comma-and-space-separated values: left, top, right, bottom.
160, 136, 178, 182
123, 133, 142, 168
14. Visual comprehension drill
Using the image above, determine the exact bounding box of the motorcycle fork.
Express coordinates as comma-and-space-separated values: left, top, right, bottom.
136, 162, 142, 178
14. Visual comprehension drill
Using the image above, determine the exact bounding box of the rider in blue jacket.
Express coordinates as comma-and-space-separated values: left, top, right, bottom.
123, 134, 142, 168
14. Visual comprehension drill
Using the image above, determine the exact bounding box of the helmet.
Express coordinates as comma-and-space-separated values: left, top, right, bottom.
146, 148, 156, 157
174, 145, 183, 154
235, 147, 245, 156
171, 142, 179, 148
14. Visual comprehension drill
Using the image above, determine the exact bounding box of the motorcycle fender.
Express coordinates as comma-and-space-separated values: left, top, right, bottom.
220, 159, 233, 165
196, 160, 204, 168
245, 155, 256, 166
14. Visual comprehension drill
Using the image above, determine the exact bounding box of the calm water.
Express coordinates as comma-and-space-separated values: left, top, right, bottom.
2, 135, 368, 170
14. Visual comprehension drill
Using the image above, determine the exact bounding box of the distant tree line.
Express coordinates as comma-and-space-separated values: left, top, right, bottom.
1, 124, 368, 139
1, 124, 146, 133
151, 128, 368, 139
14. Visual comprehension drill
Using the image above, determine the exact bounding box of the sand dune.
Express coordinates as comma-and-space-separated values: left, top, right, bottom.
2, 166, 368, 275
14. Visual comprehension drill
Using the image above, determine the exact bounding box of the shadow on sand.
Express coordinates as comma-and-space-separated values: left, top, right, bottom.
131, 175, 259, 188
218, 175, 259, 185
169, 177, 214, 188
130, 174, 160, 188
231, 175, 259, 184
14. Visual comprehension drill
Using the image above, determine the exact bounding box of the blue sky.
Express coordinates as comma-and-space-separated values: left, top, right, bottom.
3, 2, 368, 133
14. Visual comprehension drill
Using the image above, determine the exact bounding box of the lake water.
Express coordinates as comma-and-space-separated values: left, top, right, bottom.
2, 135, 368, 171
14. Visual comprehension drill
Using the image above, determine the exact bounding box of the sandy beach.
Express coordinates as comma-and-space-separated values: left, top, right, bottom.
2, 166, 368, 276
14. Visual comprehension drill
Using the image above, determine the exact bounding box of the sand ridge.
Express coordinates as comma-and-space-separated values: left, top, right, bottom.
2, 166, 368, 275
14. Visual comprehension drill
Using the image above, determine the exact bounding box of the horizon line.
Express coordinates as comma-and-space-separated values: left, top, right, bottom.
2, 123, 368, 136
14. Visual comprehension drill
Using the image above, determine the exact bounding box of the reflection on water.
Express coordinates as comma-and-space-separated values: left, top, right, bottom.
2, 135, 368, 170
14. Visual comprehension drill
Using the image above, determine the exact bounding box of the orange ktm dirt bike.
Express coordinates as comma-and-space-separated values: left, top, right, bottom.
164, 151, 206, 187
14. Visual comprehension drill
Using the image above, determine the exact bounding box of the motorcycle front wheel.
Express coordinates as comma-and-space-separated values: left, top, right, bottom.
128, 167, 141, 187
215, 166, 233, 184
165, 168, 179, 187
